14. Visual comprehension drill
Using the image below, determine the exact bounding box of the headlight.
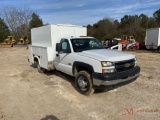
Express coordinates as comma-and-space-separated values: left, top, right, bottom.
101, 61, 114, 67
134, 57, 137, 62
102, 69, 115, 74
134, 57, 137, 66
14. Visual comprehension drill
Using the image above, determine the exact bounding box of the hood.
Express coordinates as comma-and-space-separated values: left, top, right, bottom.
77, 49, 135, 62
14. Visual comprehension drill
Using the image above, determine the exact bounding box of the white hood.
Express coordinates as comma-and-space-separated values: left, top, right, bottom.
77, 49, 135, 62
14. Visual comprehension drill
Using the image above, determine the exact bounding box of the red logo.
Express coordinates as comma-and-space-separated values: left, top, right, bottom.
122, 108, 135, 115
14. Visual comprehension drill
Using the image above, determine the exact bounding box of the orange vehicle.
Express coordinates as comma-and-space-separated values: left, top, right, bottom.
119, 35, 139, 50
120, 39, 127, 45
119, 35, 128, 48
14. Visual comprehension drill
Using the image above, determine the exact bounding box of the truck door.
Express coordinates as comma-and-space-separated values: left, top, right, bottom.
54, 39, 73, 75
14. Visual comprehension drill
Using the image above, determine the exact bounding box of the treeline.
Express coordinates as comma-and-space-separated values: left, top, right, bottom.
1, 5, 160, 43
87, 9, 160, 42
0, 5, 43, 42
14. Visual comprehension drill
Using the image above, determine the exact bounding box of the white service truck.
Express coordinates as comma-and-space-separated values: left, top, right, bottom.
145, 28, 160, 51
28, 24, 140, 95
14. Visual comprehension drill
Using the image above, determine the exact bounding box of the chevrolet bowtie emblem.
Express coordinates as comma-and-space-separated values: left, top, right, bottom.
125, 63, 130, 67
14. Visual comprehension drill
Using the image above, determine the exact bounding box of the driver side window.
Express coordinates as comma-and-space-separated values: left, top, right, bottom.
60, 39, 71, 53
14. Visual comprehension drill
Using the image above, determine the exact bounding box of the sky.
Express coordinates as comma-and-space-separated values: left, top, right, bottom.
0, 0, 160, 26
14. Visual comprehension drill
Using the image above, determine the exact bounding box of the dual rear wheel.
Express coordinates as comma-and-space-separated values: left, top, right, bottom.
37, 62, 45, 73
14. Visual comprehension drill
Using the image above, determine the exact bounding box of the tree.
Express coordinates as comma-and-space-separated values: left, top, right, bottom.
139, 14, 149, 28
153, 9, 160, 26
89, 18, 118, 40
29, 13, 43, 29
0, 18, 10, 42
148, 17, 157, 28
0, 5, 32, 39
87, 8, 160, 43
87, 24, 93, 36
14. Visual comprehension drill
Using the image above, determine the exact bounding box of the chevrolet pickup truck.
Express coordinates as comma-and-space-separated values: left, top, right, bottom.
28, 24, 140, 95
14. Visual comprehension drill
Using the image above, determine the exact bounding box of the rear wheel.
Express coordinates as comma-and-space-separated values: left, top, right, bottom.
37, 62, 45, 73
75, 71, 94, 95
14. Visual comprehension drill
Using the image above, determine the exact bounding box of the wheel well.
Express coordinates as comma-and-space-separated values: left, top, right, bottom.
74, 65, 92, 76
34, 57, 38, 63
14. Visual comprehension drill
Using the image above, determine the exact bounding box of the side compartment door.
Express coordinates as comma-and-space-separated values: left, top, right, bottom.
54, 39, 73, 75
28, 46, 34, 63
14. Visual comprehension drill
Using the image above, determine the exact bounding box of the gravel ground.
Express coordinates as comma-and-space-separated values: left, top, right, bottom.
0, 47, 159, 120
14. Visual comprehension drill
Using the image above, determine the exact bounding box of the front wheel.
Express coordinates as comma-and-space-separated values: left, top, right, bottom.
158, 47, 160, 53
75, 71, 94, 95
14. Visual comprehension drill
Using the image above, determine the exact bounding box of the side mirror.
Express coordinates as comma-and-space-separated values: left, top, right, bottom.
56, 43, 62, 52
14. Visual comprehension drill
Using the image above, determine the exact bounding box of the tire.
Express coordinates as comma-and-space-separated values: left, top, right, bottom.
75, 71, 95, 95
37, 62, 45, 73
133, 46, 137, 50
158, 47, 160, 53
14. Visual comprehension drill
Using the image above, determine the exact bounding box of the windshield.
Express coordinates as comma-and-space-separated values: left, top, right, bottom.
71, 38, 104, 52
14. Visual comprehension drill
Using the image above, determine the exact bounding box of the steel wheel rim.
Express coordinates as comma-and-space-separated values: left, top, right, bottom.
77, 76, 88, 91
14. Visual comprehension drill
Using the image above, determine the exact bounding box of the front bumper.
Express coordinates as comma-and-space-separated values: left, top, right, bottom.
92, 66, 140, 89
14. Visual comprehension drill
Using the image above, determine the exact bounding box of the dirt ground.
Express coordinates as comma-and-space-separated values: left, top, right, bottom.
0, 47, 159, 120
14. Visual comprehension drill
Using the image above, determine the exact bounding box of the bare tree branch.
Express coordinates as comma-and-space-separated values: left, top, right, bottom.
0, 5, 32, 39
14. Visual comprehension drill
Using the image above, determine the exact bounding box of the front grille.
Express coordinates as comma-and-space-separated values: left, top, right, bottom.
114, 59, 135, 72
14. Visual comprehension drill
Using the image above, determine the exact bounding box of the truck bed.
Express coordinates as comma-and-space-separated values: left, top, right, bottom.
29, 45, 55, 70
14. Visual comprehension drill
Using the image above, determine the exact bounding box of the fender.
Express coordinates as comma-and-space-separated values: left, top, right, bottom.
72, 61, 94, 76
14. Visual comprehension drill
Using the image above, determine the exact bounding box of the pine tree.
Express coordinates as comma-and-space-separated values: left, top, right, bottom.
29, 13, 43, 29
0, 18, 10, 43
153, 9, 160, 26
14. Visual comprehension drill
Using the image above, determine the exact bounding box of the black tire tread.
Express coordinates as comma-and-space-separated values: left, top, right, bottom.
37, 62, 45, 73
75, 71, 94, 96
